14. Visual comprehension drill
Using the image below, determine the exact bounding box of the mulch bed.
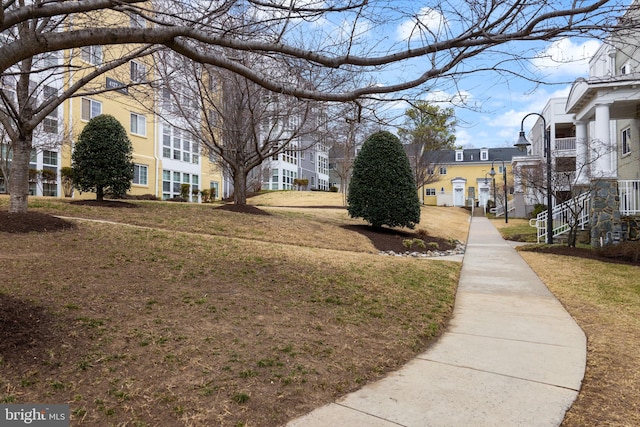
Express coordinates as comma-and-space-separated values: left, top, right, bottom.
519, 243, 640, 267
0, 211, 77, 233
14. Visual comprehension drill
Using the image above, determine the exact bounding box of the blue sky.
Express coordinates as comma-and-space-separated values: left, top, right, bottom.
447, 37, 601, 149
368, 3, 607, 149
276, 1, 625, 148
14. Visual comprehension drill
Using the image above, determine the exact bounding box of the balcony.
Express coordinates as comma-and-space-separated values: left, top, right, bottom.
555, 137, 576, 151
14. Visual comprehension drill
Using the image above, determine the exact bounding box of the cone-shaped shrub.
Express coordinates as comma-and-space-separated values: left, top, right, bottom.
347, 130, 420, 228
72, 114, 134, 200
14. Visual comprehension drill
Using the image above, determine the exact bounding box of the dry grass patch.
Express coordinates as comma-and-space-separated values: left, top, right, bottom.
248, 191, 345, 207
0, 198, 461, 426
247, 192, 470, 243
491, 218, 538, 242
8, 197, 376, 253
519, 251, 640, 426
416, 206, 469, 243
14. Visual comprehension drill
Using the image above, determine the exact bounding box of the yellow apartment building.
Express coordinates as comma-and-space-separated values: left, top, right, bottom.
45, 38, 224, 201
420, 147, 520, 209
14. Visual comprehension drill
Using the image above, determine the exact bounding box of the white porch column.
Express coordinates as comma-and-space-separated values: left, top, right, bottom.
513, 164, 522, 192
593, 102, 615, 178
574, 120, 589, 185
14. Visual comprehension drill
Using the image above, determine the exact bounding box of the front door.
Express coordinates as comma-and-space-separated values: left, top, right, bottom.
454, 187, 464, 206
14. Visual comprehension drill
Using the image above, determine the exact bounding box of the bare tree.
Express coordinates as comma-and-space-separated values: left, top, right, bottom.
0, 9, 158, 213
152, 51, 325, 204
519, 139, 614, 247
0, 0, 630, 212
397, 101, 458, 191
326, 103, 380, 205
0, 125, 9, 193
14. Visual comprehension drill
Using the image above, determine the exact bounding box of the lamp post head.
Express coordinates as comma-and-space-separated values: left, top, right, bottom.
513, 130, 531, 151
489, 167, 496, 177
514, 131, 531, 152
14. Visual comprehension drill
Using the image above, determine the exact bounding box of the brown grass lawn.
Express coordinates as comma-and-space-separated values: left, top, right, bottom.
519, 252, 640, 427
493, 219, 640, 426
0, 194, 468, 426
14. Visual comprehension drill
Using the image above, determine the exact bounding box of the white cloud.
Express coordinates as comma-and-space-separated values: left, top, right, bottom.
454, 128, 473, 147
532, 38, 601, 77
424, 89, 471, 105
338, 17, 372, 42
397, 7, 447, 42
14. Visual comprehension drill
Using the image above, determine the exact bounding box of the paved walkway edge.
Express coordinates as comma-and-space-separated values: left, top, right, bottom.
287, 216, 587, 427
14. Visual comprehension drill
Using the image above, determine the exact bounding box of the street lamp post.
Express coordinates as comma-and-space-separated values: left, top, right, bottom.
515, 113, 553, 244
489, 159, 508, 223
483, 172, 491, 215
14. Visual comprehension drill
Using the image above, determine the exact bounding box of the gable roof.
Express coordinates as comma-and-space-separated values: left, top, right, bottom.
424, 147, 521, 163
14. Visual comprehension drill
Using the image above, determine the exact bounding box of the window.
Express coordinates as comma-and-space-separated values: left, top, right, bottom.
425, 188, 436, 196
80, 45, 102, 65
317, 156, 328, 175
191, 175, 199, 201
161, 87, 172, 108
439, 167, 447, 175
43, 109, 58, 133
455, 150, 463, 161
130, 61, 146, 83
209, 182, 219, 199
162, 125, 171, 158
282, 146, 298, 165
130, 113, 146, 136
161, 124, 198, 163
133, 164, 148, 185
281, 169, 297, 189
622, 127, 632, 156
81, 98, 102, 121
481, 150, 488, 161
43, 150, 58, 167
162, 170, 196, 200
191, 141, 199, 164
621, 62, 631, 75
43, 85, 57, 100
39, 51, 59, 68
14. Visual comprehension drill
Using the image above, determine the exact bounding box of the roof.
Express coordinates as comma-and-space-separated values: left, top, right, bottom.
424, 147, 522, 163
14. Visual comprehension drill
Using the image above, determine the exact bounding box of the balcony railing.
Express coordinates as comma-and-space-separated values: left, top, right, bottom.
555, 137, 576, 151
529, 180, 640, 243
619, 180, 640, 215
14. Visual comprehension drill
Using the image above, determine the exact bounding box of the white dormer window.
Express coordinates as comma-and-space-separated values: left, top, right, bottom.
621, 62, 631, 75
455, 150, 463, 162
480, 149, 488, 161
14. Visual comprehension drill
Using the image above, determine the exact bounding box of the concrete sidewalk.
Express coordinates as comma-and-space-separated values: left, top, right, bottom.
287, 216, 586, 427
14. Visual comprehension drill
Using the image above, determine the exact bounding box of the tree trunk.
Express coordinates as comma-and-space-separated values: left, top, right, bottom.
8, 133, 33, 213
233, 167, 248, 205
567, 227, 577, 247
96, 186, 104, 201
